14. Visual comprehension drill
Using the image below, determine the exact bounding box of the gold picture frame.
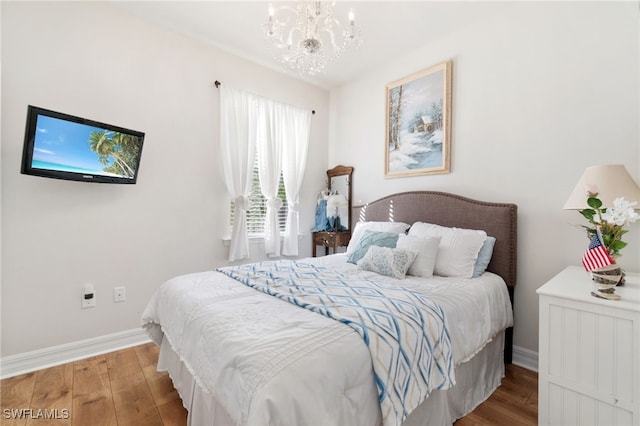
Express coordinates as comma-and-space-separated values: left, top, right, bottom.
385, 60, 452, 178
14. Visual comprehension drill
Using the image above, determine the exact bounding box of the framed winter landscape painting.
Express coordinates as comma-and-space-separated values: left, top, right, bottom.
385, 60, 452, 178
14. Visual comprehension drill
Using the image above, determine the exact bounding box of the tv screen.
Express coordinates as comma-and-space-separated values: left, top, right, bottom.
21, 106, 145, 184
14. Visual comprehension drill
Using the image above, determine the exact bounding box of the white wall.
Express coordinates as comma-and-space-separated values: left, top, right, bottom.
1, 2, 329, 357
329, 2, 639, 355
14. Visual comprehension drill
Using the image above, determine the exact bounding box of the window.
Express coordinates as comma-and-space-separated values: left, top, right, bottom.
229, 157, 288, 238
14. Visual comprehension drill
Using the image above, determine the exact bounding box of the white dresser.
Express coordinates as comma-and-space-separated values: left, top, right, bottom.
537, 266, 639, 425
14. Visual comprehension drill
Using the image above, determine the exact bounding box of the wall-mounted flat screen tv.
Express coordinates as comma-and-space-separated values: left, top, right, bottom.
21, 106, 145, 184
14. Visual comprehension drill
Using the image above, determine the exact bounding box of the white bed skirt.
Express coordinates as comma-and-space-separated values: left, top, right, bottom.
157, 332, 506, 426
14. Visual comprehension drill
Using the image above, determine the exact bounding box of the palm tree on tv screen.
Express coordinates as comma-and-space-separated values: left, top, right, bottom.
88, 130, 141, 178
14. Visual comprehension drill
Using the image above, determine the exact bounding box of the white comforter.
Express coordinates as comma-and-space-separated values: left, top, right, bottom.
142, 254, 513, 426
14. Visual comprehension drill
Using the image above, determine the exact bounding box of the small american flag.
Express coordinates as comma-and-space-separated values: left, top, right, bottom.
582, 232, 614, 271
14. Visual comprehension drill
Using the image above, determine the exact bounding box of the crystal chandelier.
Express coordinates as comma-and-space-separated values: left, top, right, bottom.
264, 1, 362, 76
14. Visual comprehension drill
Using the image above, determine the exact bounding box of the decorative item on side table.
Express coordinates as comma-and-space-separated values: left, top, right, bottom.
312, 165, 353, 257
564, 164, 640, 300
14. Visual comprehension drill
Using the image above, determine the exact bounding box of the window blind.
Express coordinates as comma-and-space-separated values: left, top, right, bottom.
230, 157, 288, 237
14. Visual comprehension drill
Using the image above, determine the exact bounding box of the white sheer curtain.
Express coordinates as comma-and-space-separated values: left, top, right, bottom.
220, 86, 311, 259
257, 100, 284, 257
219, 87, 258, 262
282, 106, 311, 256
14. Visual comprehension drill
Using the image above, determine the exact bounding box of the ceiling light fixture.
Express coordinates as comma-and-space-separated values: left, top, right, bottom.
264, 1, 362, 76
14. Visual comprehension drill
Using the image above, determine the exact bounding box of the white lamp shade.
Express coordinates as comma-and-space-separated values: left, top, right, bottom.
326, 194, 348, 218
563, 164, 640, 210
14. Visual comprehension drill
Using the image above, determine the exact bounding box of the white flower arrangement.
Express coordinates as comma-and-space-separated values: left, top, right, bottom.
600, 197, 639, 226
579, 195, 639, 257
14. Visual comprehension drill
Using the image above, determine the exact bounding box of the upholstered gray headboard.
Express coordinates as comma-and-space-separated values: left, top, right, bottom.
352, 191, 518, 289
352, 191, 517, 363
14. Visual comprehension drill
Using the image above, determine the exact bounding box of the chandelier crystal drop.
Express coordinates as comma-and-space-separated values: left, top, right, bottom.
264, 1, 362, 76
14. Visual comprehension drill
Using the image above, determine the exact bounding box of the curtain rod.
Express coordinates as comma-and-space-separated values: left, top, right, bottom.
214, 80, 316, 115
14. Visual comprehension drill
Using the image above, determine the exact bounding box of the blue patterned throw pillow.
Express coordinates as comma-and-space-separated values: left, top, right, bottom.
346, 230, 400, 264
357, 246, 418, 279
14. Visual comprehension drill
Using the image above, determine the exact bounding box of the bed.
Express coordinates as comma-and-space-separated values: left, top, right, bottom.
142, 191, 518, 426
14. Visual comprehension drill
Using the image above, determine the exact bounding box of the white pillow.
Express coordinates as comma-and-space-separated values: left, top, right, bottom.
357, 246, 418, 279
396, 234, 441, 278
408, 222, 486, 278
346, 221, 410, 254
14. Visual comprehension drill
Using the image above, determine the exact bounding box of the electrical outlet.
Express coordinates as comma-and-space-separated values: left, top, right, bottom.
114, 286, 126, 303
82, 284, 96, 309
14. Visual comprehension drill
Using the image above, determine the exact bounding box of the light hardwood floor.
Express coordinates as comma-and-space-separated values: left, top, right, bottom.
1, 342, 537, 425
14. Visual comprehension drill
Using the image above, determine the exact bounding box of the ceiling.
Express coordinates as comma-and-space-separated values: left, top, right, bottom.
111, 1, 514, 90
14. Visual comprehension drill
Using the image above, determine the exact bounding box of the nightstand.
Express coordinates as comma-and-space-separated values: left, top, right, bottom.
312, 231, 350, 257
537, 266, 639, 425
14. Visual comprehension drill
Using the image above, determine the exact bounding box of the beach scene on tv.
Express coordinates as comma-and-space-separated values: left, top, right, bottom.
32, 115, 143, 179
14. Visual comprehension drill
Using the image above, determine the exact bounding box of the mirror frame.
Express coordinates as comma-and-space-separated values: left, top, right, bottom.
327, 165, 353, 233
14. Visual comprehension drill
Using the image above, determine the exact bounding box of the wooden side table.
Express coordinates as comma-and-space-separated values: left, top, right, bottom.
312, 231, 350, 257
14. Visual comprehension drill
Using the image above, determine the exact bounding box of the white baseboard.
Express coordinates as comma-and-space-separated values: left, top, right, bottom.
0, 328, 151, 379
0, 330, 539, 379
512, 344, 538, 372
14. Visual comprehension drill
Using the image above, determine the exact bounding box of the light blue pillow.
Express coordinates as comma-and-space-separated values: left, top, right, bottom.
472, 236, 496, 277
357, 246, 418, 279
347, 230, 400, 264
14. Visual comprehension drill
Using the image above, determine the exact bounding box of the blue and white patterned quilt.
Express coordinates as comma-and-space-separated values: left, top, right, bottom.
216, 260, 455, 426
